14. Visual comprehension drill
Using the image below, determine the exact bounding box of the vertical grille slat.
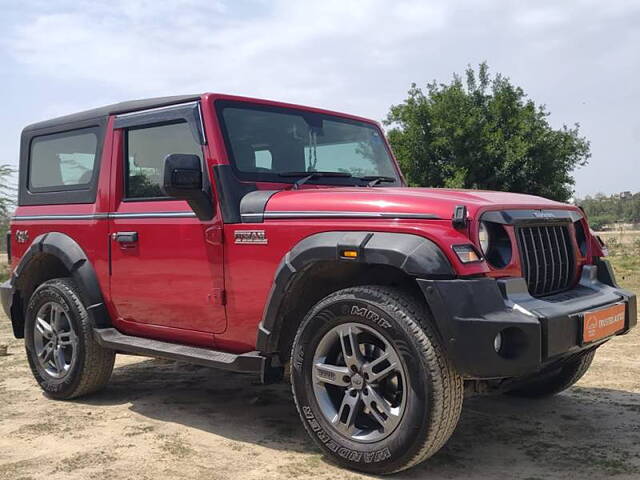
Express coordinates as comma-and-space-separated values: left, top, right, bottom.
530, 228, 540, 294
552, 226, 563, 293
538, 227, 548, 295
545, 227, 556, 293
516, 224, 575, 297
519, 228, 531, 282
558, 226, 571, 289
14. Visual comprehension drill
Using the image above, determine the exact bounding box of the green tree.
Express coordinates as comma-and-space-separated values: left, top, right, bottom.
577, 192, 640, 227
385, 63, 591, 202
0, 164, 16, 253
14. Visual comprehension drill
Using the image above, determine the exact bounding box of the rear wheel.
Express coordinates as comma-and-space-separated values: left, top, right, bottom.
25, 278, 115, 399
290, 286, 463, 474
506, 350, 596, 398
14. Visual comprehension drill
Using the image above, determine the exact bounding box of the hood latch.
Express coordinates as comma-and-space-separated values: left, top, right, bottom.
452, 205, 468, 229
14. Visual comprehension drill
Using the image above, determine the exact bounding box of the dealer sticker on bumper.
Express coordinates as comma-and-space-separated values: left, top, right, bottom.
583, 303, 626, 343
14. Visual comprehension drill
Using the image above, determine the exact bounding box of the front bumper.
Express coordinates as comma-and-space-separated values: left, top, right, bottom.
418, 259, 637, 379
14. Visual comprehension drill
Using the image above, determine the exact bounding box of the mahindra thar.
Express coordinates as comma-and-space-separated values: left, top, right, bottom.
1, 94, 636, 474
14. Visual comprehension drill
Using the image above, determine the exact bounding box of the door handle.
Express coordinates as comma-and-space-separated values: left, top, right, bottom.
112, 231, 138, 243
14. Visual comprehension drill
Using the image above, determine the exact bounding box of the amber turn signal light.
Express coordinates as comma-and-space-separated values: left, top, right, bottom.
452, 244, 482, 263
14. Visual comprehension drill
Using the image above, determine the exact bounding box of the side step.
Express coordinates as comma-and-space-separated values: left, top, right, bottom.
94, 328, 266, 374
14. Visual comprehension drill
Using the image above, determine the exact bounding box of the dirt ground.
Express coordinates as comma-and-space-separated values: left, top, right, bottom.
1, 280, 639, 479
597, 230, 640, 245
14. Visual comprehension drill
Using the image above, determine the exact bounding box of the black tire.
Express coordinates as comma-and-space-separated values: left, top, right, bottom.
506, 350, 596, 398
25, 278, 115, 399
290, 286, 463, 475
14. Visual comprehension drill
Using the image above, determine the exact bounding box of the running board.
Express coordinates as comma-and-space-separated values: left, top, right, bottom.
94, 328, 266, 374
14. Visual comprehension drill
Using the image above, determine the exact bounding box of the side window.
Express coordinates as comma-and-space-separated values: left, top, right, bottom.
29, 128, 98, 190
125, 122, 203, 200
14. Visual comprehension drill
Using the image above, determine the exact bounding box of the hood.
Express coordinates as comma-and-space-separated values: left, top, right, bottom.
262, 187, 572, 221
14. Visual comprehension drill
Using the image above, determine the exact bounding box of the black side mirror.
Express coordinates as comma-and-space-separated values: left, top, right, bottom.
162, 154, 214, 221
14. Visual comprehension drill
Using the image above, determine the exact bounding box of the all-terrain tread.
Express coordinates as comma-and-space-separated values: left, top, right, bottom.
28, 278, 115, 399
291, 285, 463, 474
508, 349, 596, 398
360, 287, 463, 472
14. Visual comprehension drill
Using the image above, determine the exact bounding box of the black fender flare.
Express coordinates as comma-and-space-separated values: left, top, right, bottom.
255, 231, 455, 354
9, 232, 111, 336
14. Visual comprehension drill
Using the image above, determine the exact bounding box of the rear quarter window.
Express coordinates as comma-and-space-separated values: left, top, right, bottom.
28, 128, 99, 191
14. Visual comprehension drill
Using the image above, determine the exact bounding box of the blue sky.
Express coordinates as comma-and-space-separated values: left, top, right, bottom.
1, 0, 638, 197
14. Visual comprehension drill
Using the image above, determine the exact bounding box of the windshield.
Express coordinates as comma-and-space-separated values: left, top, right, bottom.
216, 101, 400, 186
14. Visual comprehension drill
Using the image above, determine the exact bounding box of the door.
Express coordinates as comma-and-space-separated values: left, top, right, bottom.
108, 105, 226, 336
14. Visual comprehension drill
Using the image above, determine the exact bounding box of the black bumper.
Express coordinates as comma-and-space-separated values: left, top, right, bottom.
418, 259, 637, 379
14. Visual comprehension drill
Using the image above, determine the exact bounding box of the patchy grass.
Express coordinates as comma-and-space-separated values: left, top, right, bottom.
0, 260, 10, 282
54, 452, 116, 473
124, 424, 156, 437
605, 233, 640, 292
156, 433, 196, 458
0, 459, 40, 480
610, 255, 640, 292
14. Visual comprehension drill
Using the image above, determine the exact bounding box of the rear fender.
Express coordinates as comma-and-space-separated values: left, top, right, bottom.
7, 232, 110, 338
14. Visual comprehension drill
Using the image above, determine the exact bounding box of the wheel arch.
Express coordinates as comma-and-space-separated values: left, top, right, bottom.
8, 232, 111, 338
256, 231, 455, 359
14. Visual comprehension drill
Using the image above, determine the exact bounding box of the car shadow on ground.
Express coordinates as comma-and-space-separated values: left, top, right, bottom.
78, 357, 640, 479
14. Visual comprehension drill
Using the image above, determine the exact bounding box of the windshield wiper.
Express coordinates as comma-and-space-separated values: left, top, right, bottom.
359, 175, 397, 187
279, 171, 352, 189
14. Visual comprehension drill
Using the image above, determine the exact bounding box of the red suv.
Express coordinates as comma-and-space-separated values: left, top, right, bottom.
2, 94, 636, 474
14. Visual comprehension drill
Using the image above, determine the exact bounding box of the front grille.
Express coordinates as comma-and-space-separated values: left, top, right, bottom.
516, 225, 575, 297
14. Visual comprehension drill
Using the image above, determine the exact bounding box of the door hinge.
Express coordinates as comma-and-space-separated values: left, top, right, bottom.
209, 288, 226, 306
205, 225, 223, 245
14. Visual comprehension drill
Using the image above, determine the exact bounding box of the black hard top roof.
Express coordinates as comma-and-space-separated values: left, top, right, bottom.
23, 94, 202, 132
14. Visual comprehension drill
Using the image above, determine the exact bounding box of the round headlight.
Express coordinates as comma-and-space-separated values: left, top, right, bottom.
478, 222, 490, 253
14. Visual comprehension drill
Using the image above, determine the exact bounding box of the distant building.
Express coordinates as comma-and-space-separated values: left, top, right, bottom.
619, 191, 632, 200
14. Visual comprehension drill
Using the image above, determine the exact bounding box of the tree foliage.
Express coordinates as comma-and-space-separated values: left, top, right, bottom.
385, 63, 591, 202
0, 165, 15, 215
0, 164, 16, 252
577, 192, 640, 230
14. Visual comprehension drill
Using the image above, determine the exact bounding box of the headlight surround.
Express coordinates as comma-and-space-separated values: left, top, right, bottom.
574, 220, 588, 256
478, 220, 512, 269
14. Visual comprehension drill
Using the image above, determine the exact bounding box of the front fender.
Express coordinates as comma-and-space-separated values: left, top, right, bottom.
256, 231, 455, 353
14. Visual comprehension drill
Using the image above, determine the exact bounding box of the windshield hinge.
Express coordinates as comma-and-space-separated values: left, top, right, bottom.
452, 205, 469, 229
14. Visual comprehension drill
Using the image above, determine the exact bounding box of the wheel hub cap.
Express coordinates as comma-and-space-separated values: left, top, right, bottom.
351, 373, 364, 389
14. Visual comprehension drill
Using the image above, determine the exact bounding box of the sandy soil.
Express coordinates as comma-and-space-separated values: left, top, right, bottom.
1, 312, 639, 479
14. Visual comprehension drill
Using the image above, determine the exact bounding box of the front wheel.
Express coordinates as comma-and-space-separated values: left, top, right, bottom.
290, 286, 463, 474
25, 278, 115, 399
506, 350, 596, 398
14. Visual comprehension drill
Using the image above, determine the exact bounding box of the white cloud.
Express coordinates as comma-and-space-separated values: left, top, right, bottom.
4, 0, 450, 107
1, 0, 640, 195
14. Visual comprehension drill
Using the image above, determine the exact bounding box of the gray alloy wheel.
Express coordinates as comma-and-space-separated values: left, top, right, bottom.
33, 301, 78, 379
312, 322, 407, 443
25, 278, 115, 399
